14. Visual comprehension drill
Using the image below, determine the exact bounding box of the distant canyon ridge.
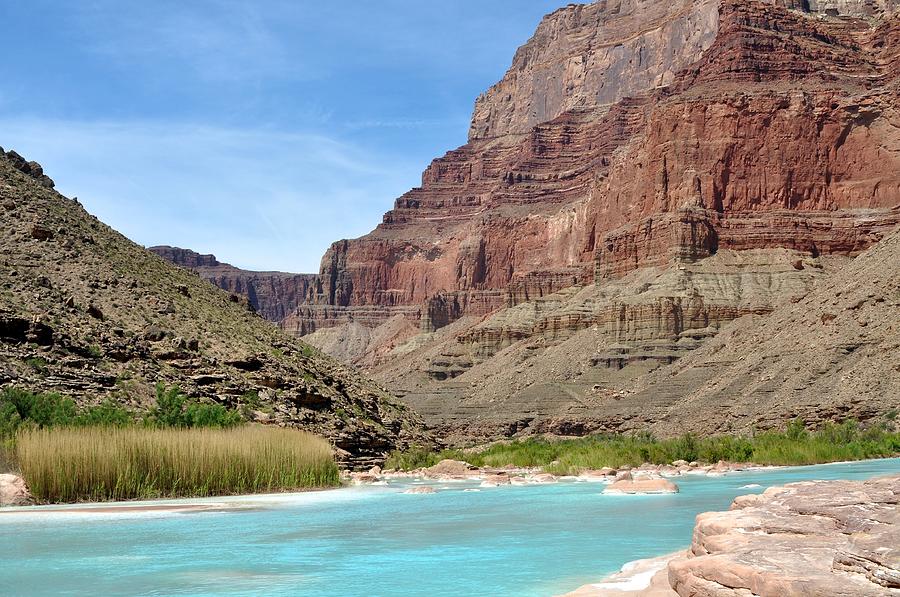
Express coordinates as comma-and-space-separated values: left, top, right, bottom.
154, 0, 900, 442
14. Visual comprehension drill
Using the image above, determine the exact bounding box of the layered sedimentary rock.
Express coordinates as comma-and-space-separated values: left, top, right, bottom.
669, 476, 900, 596
288, 0, 900, 345
565, 475, 900, 596
149, 246, 317, 322
371, 246, 856, 442
275, 1, 900, 442
619, 225, 900, 438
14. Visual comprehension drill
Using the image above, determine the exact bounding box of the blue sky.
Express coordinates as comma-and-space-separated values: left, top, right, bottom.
0, 1, 571, 272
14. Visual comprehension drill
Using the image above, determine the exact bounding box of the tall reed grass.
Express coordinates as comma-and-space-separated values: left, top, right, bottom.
16, 426, 339, 503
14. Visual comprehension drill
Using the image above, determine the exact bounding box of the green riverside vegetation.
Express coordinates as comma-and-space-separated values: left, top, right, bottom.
0, 385, 340, 503
386, 418, 900, 475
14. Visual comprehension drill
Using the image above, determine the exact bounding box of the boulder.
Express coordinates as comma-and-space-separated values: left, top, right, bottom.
579, 468, 616, 482
604, 478, 679, 495
423, 459, 473, 479
0, 474, 33, 507
403, 486, 436, 495
349, 472, 379, 485
480, 472, 511, 487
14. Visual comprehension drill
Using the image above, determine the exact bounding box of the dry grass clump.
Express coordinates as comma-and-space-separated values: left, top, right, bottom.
16, 426, 339, 503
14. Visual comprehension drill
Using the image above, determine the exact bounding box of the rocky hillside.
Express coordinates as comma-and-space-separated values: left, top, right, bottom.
626, 227, 900, 437
148, 246, 316, 322
0, 149, 429, 467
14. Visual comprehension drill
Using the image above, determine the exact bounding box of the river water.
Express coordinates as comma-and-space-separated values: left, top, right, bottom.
3, 458, 898, 596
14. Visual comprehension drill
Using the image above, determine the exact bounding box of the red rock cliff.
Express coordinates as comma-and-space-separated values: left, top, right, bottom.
284, 0, 900, 336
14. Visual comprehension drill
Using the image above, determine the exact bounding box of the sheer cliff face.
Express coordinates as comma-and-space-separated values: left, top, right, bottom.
472, 0, 898, 140
288, 0, 900, 340
469, 0, 721, 141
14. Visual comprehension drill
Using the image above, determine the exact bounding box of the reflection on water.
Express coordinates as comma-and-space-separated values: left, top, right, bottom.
2, 458, 898, 597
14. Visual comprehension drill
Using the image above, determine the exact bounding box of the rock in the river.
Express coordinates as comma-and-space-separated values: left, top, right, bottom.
604, 478, 679, 495
423, 459, 475, 480
403, 486, 436, 495
0, 474, 33, 506
668, 475, 900, 596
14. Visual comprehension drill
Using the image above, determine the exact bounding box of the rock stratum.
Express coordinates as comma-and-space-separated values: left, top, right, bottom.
672, 475, 900, 596
566, 475, 900, 596
158, 0, 900, 442
0, 150, 430, 468
148, 246, 317, 323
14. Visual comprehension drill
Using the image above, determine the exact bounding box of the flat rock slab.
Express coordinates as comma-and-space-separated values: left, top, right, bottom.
668, 475, 900, 596
604, 478, 679, 495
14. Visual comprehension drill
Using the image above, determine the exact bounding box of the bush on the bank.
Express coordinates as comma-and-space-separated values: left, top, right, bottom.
0, 385, 244, 440
17, 426, 339, 503
148, 384, 242, 429
386, 419, 900, 474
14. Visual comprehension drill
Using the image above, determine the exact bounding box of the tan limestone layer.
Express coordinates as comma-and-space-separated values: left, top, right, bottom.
668, 475, 900, 596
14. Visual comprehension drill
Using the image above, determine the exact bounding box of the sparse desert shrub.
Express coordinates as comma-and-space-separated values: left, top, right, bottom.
25, 357, 48, 374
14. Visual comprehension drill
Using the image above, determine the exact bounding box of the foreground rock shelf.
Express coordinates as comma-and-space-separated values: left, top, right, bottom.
567, 475, 900, 596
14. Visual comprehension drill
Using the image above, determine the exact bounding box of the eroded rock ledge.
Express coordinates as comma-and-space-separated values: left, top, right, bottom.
670, 475, 900, 596
565, 475, 899, 596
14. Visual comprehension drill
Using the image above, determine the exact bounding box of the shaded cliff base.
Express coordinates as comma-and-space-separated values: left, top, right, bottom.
563, 475, 900, 597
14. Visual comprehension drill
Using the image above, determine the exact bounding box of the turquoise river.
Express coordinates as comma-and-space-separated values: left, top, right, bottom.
3, 458, 899, 596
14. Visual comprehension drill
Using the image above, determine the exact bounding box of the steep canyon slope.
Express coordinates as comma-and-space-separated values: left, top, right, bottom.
0, 150, 429, 467
159, 0, 900, 442
148, 246, 317, 322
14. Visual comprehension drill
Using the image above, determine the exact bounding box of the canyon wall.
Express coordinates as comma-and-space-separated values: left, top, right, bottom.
161, 0, 900, 441
285, 0, 900, 339
149, 246, 317, 322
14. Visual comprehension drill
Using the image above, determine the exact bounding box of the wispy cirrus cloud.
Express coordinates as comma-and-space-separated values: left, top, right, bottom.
0, 118, 422, 272
72, 0, 304, 83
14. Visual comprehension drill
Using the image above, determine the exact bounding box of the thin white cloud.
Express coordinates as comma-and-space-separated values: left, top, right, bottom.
0, 118, 422, 272
72, 0, 307, 83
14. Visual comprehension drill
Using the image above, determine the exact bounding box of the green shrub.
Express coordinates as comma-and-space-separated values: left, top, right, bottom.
1, 388, 76, 429
74, 400, 134, 427
149, 384, 244, 428
387, 419, 900, 474
0, 385, 243, 437
184, 402, 242, 428
150, 384, 188, 427
786, 418, 808, 441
